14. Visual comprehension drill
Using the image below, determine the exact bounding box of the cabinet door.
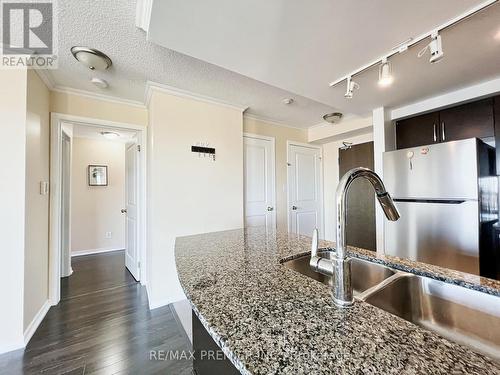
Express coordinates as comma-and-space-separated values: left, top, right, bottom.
439, 98, 494, 142
396, 112, 439, 149
494, 96, 500, 175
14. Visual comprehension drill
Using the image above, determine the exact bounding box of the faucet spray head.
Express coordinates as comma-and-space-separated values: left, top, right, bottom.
376, 192, 400, 221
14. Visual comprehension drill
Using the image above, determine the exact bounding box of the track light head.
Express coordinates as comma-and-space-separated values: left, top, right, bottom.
344, 76, 359, 99
378, 58, 394, 87
418, 31, 444, 63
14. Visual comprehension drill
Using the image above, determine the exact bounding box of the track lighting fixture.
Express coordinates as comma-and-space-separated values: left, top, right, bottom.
344, 76, 359, 99
417, 31, 444, 63
328, 2, 492, 93
378, 58, 393, 87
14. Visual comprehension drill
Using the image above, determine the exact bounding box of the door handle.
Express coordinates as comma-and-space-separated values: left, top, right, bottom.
433, 123, 437, 142
121, 208, 127, 214
292, 206, 298, 210
441, 122, 446, 141
267, 206, 274, 211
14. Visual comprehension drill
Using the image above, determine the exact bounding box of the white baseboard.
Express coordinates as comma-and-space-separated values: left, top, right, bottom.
146, 284, 171, 310
149, 298, 171, 310
0, 338, 25, 355
24, 300, 50, 346
71, 247, 124, 257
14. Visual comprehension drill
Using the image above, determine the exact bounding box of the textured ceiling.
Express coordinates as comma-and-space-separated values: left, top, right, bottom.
48, 0, 500, 129
47, 0, 337, 128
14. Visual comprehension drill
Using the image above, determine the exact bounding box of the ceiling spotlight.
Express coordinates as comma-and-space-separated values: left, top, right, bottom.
282, 98, 294, 105
417, 31, 444, 63
100, 131, 120, 140
344, 76, 359, 99
71, 47, 113, 70
340, 141, 353, 150
323, 112, 343, 124
378, 58, 394, 87
91, 77, 108, 89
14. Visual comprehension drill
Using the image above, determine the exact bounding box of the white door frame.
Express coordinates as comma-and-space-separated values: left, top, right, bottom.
49, 113, 148, 306
286, 140, 324, 237
243, 132, 277, 230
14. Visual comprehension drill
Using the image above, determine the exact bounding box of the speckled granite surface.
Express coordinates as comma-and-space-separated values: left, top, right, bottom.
175, 227, 500, 374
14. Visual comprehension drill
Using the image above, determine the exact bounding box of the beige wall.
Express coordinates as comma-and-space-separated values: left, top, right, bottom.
24, 71, 51, 330
0, 68, 27, 351
71, 138, 126, 252
147, 90, 244, 306
50, 91, 148, 127
243, 117, 307, 232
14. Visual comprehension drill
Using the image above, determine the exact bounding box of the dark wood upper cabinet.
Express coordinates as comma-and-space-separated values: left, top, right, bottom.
396, 112, 439, 149
439, 98, 494, 142
395, 97, 495, 150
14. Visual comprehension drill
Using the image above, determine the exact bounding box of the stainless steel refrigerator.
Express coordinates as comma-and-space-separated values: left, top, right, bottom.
383, 138, 498, 276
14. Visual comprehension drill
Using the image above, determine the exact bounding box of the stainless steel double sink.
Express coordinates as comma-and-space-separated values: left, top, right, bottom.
283, 250, 500, 361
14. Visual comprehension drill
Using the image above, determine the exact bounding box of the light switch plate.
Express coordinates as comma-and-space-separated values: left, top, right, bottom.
40, 181, 49, 195
105, 231, 112, 239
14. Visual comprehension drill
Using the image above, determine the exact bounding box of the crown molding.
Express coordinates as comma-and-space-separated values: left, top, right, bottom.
242, 113, 308, 130
41, 77, 327, 129
145, 81, 248, 112
34, 69, 56, 90
390, 76, 500, 120
52, 86, 147, 109
135, 0, 153, 32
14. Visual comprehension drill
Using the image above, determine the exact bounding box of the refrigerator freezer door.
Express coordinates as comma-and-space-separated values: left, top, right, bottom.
385, 200, 479, 275
383, 139, 479, 200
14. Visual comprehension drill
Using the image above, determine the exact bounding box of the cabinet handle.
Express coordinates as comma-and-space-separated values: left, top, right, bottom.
441, 122, 446, 141
433, 123, 437, 142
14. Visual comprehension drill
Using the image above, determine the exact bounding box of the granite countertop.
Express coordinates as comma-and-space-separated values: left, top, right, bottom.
175, 227, 500, 374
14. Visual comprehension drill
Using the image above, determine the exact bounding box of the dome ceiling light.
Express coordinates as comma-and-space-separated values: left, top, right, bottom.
323, 112, 343, 124
100, 131, 120, 140
71, 47, 112, 71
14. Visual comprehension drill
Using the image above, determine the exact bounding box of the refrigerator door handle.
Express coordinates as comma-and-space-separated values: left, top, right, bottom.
393, 198, 468, 204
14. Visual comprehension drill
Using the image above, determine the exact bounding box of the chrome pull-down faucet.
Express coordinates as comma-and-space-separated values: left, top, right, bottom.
310, 167, 400, 307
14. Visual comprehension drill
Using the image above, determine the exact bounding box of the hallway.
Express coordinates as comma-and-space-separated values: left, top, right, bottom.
0, 251, 193, 375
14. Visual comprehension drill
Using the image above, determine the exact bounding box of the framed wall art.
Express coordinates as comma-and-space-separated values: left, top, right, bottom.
88, 165, 108, 186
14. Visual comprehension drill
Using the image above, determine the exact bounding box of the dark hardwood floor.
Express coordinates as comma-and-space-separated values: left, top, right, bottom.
60, 251, 137, 300
0, 251, 193, 375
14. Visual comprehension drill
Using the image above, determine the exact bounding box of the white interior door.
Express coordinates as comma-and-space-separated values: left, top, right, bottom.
61, 132, 72, 277
244, 135, 276, 231
125, 143, 140, 280
288, 143, 323, 236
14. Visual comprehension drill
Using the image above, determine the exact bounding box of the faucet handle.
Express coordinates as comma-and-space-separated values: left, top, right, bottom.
310, 228, 333, 276
311, 228, 319, 258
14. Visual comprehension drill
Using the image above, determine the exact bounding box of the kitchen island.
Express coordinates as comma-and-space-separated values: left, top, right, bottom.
175, 227, 500, 374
